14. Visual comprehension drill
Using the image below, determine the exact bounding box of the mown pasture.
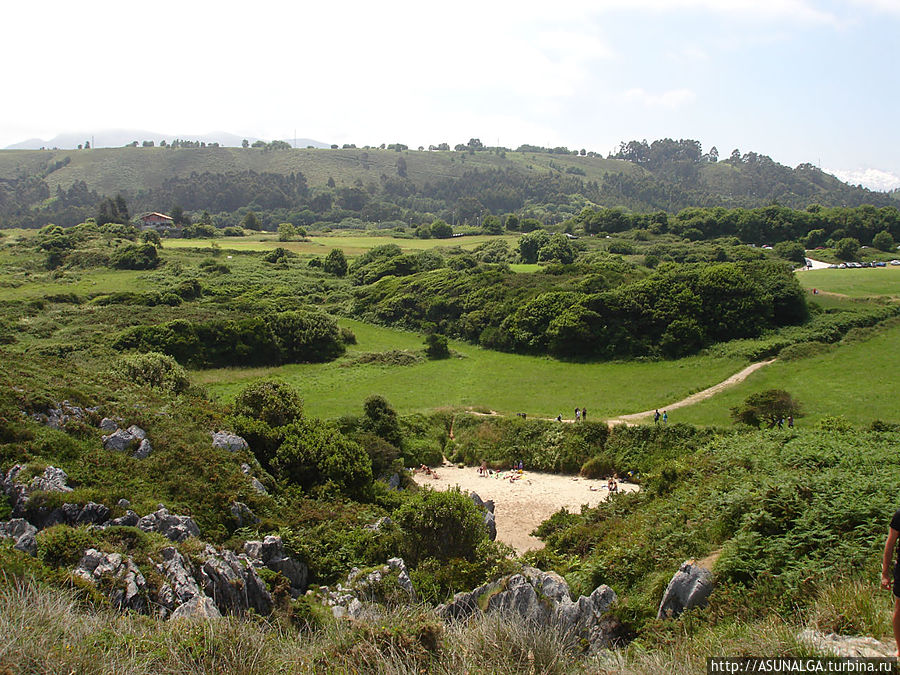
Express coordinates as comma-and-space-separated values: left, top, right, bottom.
162, 232, 522, 257
797, 266, 900, 299
194, 318, 748, 420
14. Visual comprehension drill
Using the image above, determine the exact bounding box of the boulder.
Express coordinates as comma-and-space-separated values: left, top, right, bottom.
133, 438, 153, 459
0, 518, 38, 555
170, 596, 222, 620
229, 502, 259, 528
470, 492, 497, 541
797, 630, 895, 658
107, 509, 140, 527
657, 561, 714, 620
137, 507, 200, 542
211, 431, 249, 453
437, 566, 619, 653
153, 546, 204, 617
244, 535, 307, 595
75, 501, 111, 526
74, 549, 147, 612
198, 545, 272, 616
240, 463, 268, 495
100, 418, 119, 432
102, 425, 149, 457
2, 465, 74, 521
31, 401, 96, 430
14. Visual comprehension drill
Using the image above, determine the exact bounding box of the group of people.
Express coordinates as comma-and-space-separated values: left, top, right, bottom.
654, 409, 668, 424
555, 408, 588, 422
418, 464, 439, 479
775, 416, 794, 429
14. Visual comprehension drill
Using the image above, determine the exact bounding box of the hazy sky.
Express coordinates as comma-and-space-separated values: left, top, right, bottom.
4, 0, 899, 189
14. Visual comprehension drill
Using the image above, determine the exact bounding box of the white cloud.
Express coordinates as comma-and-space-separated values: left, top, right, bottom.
623, 88, 697, 109
825, 167, 900, 192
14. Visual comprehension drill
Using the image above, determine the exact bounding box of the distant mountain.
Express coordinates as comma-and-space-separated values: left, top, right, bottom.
4, 129, 330, 150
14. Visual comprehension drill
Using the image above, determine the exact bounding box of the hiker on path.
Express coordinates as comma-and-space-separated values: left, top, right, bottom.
662, 411, 668, 424
575, 407, 581, 422
654, 410, 660, 424
881, 510, 900, 655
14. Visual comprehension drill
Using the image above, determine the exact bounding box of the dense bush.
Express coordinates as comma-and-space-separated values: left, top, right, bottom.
113, 352, 190, 393
109, 243, 160, 270
450, 416, 609, 473
393, 487, 487, 566
232, 379, 304, 428
112, 310, 345, 368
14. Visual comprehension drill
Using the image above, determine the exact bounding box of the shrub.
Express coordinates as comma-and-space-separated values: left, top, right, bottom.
113, 352, 190, 393
109, 243, 159, 270
393, 487, 487, 566
323, 248, 348, 277
36, 525, 95, 567
730, 390, 802, 428
362, 395, 402, 448
424, 333, 450, 359
581, 454, 617, 479
232, 379, 303, 428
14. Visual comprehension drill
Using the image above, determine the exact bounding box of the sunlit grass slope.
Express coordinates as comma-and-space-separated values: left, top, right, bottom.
194, 319, 746, 420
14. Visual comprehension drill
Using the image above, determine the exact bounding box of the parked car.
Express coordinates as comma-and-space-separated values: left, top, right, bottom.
875, 261, 887, 267
890, 260, 900, 266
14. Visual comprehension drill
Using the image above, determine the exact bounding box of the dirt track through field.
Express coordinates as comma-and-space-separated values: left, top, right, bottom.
604, 359, 775, 425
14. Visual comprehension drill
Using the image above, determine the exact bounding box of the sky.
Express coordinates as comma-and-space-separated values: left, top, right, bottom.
3, 0, 899, 190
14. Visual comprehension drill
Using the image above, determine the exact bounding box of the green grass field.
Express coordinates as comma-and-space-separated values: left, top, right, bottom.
797, 266, 900, 298
675, 318, 900, 427
193, 318, 747, 420
162, 232, 521, 257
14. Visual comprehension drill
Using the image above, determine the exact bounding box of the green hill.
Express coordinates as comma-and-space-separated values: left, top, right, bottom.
0, 141, 892, 229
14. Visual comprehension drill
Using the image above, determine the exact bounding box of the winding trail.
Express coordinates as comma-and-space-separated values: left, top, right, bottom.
604, 359, 775, 425
458, 359, 776, 426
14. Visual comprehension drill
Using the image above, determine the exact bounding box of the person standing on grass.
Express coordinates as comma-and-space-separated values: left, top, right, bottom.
662, 410, 668, 424
881, 511, 900, 656
654, 409, 660, 424
582, 407, 587, 422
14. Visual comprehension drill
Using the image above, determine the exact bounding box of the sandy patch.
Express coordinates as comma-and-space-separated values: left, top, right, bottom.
412, 465, 638, 554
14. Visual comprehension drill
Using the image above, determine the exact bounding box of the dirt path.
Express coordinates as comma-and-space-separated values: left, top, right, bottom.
605, 359, 775, 426
458, 359, 776, 426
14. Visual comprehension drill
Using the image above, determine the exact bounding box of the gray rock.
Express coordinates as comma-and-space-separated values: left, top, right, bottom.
75, 501, 111, 526
154, 546, 203, 615
32, 466, 73, 493
117, 498, 131, 509
229, 501, 259, 528
243, 535, 307, 594
74, 548, 147, 612
211, 431, 249, 453
0, 518, 38, 555
250, 477, 267, 495
133, 438, 153, 459
170, 596, 222, 620
100, 418, 119, 432
797, 630, 895, 658
470, 492, 496, 541
386, 473, 401, 490
657, 561, 714, 620
32, 401, 94, 430
137, 507, 200, 542
437, 566, 619, 653
126, 425, 147, 440
199, 545, 272, 616
108, 509, 140, 527
103, 429, 138, 453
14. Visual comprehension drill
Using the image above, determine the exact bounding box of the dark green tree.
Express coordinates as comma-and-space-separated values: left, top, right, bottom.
873, 230, 895, 252
362, 395, 402, 448
835, 237, 860, 261
323, 248, 348, 277
730, 389, 802, 428
242, 211, 261, 231
393, 487, 487, 565
430, 219, 453, 239
424, 333, 450, 359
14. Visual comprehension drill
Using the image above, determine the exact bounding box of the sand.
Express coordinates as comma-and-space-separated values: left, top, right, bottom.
412, 465, 638, 554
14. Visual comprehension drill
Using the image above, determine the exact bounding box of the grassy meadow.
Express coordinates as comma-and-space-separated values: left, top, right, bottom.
676, 317, 900, 427
162, 232, 522, 257
193, 318, 747, 420
797, 266, 900, 299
